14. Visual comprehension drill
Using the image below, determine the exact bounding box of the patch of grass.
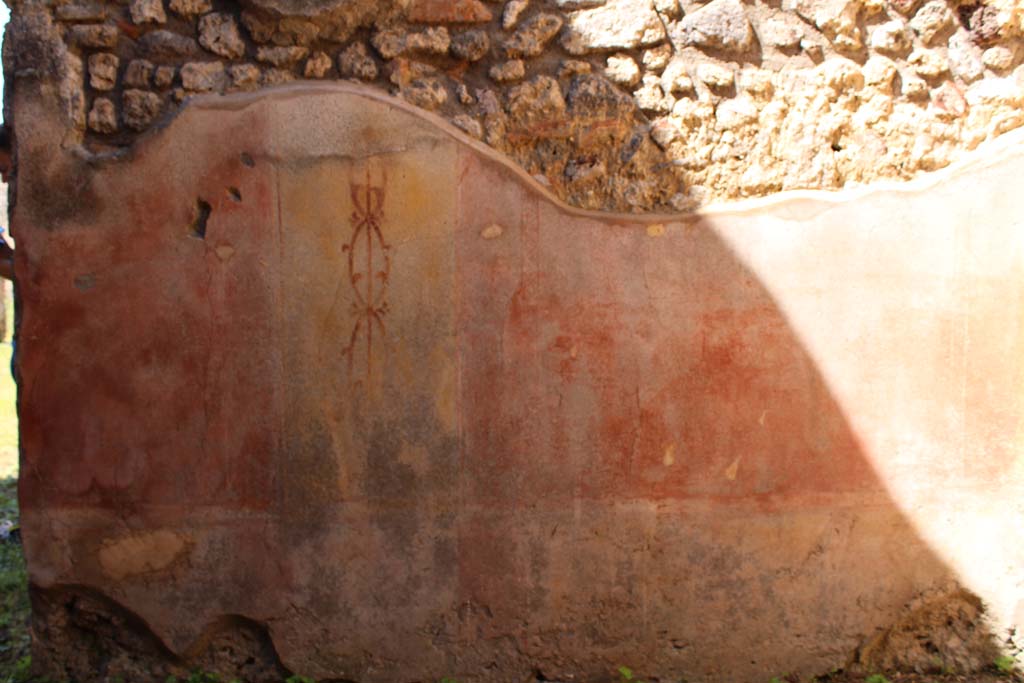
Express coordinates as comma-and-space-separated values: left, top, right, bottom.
618, 665, 646, 683
996, 656, 1018, 675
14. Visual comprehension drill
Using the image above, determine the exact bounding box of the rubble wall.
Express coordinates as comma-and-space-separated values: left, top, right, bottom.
4, 0, 1024, 211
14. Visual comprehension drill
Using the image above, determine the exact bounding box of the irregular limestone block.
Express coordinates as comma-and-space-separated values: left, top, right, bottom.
13, 83, 1024, 683
450, 29, 490, 61
910, 0, 953, 45
671, 0, 755, 54
153, 65, 176, 89
785, 0, 864, 50
407, 0, 493, 23
909, 48, 949, 78
338, 43, 379, 80
642, 43, 672, 70
561, 0, 667, 54
372, 27, 450, 59
304, 52, 333, 79
67, 24, 119, 49
982, 45, 1014, 70
605, 53, 640, 85
87, 96, 117, 133
696, 61, 734, 88
868, 19, 910, 54
948, 30, 985, 82
760, 17, 803, 49
451, 112, 483, 138
88, 52, 119, 91
228, 63, 261, 90
168, 0, 213, 16
180, 61, 227, 91
262, 68, 296, 86
502, 0, 529, 29
399, 77, 449, 109
405, 27, 451, 53
59, 52, 87, 131
490, 58, 525, 81
130, 0, 167, 24
198, 13, 246, 60
124, 59, 154, 88
503, 13, 564, 58
56, 2, 108, 22
138, 30, 203, 59
122, 89, 163, 129
256, 46, 309, 66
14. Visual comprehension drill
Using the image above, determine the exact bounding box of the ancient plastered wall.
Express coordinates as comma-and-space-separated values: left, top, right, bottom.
11, 82, 1024, 683
4, 0, 1024, 211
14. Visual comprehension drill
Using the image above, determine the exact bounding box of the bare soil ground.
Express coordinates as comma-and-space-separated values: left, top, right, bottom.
809, 673, 1024, 683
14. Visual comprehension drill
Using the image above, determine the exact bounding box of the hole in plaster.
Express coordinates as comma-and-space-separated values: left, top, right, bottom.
831, 142, 843, 152
74, 274, 96, 291
227, 187, 242, 202
958, 3, 978, 28
190, 199, 212, 240
240, 152, 255, 168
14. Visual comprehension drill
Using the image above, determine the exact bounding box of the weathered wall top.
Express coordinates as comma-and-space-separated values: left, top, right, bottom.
4, 0, 1024, 211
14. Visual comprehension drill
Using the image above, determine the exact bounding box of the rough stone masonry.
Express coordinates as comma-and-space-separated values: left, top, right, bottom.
5, 1, 1024, 683
4, 0, 1024, 211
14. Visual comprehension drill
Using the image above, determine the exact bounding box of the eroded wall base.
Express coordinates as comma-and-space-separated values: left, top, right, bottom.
30, 586, 289, 683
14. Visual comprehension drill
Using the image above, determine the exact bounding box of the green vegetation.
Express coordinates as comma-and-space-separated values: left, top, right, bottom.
618, 665, 646, 683
865, 675, 891, 683
996, 656, 1018, 675
185, 672, 222, 683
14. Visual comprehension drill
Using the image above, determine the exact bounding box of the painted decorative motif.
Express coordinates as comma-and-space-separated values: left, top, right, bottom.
341, 170, 391, 382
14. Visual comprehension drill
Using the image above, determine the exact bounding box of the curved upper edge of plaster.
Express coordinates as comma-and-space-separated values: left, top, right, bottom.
94, 80, 1024, 222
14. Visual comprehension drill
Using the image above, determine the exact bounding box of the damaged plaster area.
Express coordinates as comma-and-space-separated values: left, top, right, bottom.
4, 0, 1024, 211
30, 586, 290, 683
25, 580, 1019, 682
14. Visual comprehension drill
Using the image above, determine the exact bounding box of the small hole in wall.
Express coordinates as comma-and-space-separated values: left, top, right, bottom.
831, 142, 843, 152
227, 187, 242, 202
958, 3, 978, 28
74, 274, 96, 291
240, 152, 255, 168
190, 198, 212, 239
